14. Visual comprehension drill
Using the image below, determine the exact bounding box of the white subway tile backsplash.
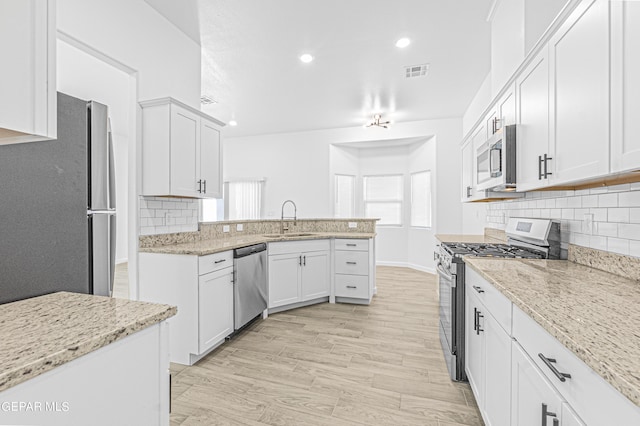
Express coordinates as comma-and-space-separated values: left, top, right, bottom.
595, 222, 618, 237
607, 237, 630, 255
618, 223, 640, 241
618, 191, 640, 207
138, 196, 199, 235
597, 193, 618, 208
486, 187, 640, 258
607, 208, 630, 223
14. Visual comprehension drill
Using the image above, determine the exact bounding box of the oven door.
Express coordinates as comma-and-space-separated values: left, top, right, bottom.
437, 260, 457, 378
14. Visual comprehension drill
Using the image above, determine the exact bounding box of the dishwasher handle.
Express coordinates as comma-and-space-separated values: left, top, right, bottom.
234, 243, 267, 258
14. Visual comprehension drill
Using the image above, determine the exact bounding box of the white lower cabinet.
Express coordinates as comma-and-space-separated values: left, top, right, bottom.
465, 271, 511, 426
198, 267, 234, 353
511, 341, 567, 426
466, 266, 640, 426
333, 238, 375, 304
268, 240, 330, 309
139, 250, 234, 365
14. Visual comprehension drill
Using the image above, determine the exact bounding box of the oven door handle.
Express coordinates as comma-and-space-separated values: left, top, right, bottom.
436, 263, 456, 287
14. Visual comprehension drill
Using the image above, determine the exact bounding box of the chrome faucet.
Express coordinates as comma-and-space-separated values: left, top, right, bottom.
280, 200, 297, 234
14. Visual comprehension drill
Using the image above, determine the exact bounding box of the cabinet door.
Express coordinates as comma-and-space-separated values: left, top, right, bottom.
549, 0, 610, 185
611, 1, 640, 172
462, 140, 474, 201
511, 342, 563, 426
516, 47, 550, 192
498, 84, 516, 128
170, 105, 200, 197
484, 312, 512, 426
561, 402, 586, 426
301, 250, 330, 301
465, 287, 485, 409
268, 253, 301, 308
200, 118, 222, 198
198, 267, 234, 353
0, 0, 56, 144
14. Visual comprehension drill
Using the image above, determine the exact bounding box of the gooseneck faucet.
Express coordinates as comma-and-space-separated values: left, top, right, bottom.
280, 200, 297, 234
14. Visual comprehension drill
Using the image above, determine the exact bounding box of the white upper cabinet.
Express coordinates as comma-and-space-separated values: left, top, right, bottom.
0, 0, 56, 145
461, 140, 474, 201
491, 0, 525, 97
497, 84, 516, 128
611, 0, 640, 173
548, 0, 610, 185
141, 98, 224, 199
516, 47, 550, 192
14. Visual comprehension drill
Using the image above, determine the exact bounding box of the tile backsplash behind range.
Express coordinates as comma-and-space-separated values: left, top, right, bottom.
139, 196, 199, 235
485, 183, 640, 258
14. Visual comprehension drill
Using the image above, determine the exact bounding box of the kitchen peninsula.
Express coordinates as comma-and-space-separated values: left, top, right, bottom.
0, 292, 176, 426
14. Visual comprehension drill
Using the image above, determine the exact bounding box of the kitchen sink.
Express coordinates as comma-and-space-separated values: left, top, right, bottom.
263, 233, 317, 238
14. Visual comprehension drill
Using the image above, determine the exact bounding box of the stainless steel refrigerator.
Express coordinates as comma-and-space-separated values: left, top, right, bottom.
0, 92, 116, 304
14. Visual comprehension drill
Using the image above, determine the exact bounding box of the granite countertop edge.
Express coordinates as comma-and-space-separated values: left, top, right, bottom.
0, 297, 176, 393
139, 232, 377, 256
464, 258, 639, 407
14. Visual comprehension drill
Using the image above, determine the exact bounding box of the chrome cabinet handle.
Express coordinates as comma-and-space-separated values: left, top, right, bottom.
346, 243, 357, 247
346, 261, 357, 265
541, 403, 557, 426
543, 154, 553, 178
472, 285, 484, 294
214, 259, 226, 264
298, 255, 302, 266
475, 310, 484, 335
346, 285, 357, 289
197, 179, 203, 193
303, 255, 306, 266
538, 353, 572, 382
466, 186, 472, 198
473, 307, 478, 331
203, 179, 207, 194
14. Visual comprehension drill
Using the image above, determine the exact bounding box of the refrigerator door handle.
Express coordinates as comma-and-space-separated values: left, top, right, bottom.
109, 213, 116, 297
107, 118, 116, 210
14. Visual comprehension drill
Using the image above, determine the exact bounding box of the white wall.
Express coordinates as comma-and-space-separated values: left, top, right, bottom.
57, 40, 131, 264
57, 0, 201, 107
225, 118, 464, 272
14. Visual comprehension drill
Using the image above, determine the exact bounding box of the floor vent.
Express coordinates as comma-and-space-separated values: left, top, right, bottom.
405, 63, 430, 78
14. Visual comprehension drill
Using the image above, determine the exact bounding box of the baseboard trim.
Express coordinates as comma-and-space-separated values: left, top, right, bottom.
376, 261, 435, 274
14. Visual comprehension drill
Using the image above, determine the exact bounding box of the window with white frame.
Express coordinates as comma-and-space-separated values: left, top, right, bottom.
334, 174, 355, 218
363, 175, 403, 226
201, 179, 264, 221
411, 171, 431, 228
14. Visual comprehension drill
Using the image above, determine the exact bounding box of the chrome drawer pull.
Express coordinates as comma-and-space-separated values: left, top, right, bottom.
346, 261, 357, 265
538, 353, 572, 382
214, 259, 226, 264
541, 403, 557, 426
346, 243, 357, 247
472, 285, 484, 293
346, 285, 357, 289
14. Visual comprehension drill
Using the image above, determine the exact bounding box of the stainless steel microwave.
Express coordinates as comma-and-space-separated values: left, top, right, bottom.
475, 125, 516, 191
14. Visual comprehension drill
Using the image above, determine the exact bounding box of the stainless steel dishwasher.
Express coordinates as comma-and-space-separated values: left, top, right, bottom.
233, 243, 268, 330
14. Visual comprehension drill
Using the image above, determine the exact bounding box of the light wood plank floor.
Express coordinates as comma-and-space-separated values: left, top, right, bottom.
170, 266, 483, 426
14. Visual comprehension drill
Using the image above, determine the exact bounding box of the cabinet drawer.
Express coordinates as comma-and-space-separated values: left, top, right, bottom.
513, 305, 640, 425
465, 266, 512, 334
335, 251, 369, 275
334, 239, 369, 251
335, 274, 369, 299
198, 251, 233, 275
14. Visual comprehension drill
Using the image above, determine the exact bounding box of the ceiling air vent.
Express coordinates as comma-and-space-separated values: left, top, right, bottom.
200, 95, 217, 105
405, 63, 430, 78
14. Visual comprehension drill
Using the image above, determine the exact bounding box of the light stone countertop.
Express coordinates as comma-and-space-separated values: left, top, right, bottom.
464, 257, 640, 407
0, 292, 176, 393
139, 232, 376, 256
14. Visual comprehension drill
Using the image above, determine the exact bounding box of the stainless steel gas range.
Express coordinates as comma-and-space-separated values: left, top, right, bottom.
435, 217, 561, 382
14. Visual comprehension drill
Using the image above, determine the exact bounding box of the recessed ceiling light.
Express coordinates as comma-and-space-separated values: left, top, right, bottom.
300, 53, 314, 63
228, 120, 238, 127
395, 38, 411, 48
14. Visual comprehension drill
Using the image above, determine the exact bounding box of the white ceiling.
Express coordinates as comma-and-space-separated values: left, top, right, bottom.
146, 0, 492, 138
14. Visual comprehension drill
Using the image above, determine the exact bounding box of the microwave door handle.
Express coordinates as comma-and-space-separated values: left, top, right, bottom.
489, 146, 501, 177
